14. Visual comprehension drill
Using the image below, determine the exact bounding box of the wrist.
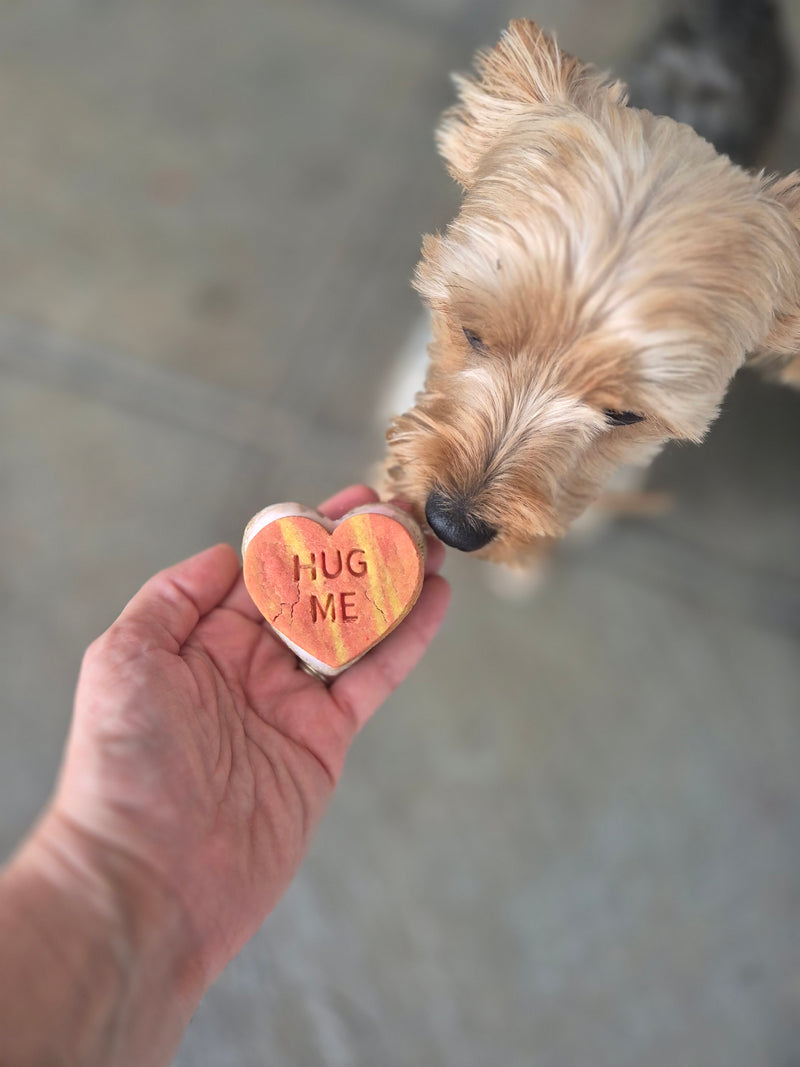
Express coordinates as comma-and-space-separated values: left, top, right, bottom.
0, 808, 206, 1067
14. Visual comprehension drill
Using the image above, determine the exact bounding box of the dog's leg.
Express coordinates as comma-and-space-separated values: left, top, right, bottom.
773, 354, 800, 388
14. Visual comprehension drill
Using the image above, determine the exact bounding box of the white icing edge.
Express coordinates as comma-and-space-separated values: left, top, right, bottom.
240, 499, 427, 677
342, 502, 426, 560
242, 500, 426, 560
242, 502, 335, 555
270, 630, 364, 679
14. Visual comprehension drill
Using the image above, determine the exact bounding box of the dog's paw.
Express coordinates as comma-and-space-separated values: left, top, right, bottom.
483, 553, 552, 601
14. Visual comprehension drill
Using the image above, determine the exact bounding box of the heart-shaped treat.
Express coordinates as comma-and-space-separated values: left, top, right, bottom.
242, 502, 426, 678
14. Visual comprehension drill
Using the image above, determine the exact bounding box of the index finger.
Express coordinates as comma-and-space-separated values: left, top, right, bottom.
317, 483, 378, 519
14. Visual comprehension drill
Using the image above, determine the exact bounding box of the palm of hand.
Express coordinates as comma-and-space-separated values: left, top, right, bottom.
50, 488, 448, 984
63, 554, 352, 973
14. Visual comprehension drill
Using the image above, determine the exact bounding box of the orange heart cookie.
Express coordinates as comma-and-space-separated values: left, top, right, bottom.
242, 502, 426, 679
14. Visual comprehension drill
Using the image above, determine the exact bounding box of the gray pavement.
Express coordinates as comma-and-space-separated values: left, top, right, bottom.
1, 2, 799, 1065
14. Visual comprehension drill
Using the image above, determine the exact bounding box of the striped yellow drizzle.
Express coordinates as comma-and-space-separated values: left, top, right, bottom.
348, 514, 405, 625
273, 517, 350, 667
246, 511, 421, 672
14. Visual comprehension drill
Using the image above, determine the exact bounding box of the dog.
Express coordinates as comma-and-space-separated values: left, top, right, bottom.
382, 15, 800, 567
624, 0, 790, 170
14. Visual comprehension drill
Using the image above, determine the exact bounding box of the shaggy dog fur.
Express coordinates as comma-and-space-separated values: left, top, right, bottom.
383, 19, 800, 565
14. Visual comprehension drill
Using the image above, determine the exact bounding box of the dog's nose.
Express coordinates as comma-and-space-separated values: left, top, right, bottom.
425, 489, 497, 552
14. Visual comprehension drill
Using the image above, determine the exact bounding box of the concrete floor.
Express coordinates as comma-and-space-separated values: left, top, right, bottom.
1, 2, 799, 1064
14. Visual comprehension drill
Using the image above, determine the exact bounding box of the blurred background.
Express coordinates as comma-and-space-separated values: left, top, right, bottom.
1, 1, 799, 1064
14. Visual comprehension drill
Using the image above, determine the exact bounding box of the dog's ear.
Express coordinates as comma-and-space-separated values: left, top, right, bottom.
437, 19, 627, 188
751, 173, 800, 386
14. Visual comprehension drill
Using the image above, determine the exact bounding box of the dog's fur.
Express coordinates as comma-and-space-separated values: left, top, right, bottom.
384, 19, 800, 565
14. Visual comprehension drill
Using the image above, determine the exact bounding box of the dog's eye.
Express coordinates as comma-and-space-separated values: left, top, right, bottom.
604, 409, 645, 427
463, 327, 487, 353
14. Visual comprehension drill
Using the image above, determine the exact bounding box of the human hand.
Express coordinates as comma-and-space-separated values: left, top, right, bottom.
27, 485, 449, 1001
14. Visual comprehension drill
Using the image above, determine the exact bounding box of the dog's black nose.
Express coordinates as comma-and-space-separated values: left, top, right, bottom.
425, 490, 497, 552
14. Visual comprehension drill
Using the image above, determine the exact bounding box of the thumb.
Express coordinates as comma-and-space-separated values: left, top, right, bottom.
116, 544, 241, 650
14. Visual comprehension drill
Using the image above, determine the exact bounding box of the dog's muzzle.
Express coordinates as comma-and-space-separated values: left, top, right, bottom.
425, 489, 497, 552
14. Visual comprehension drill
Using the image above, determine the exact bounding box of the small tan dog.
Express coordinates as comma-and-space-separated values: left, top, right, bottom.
384, 19, 800, 565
